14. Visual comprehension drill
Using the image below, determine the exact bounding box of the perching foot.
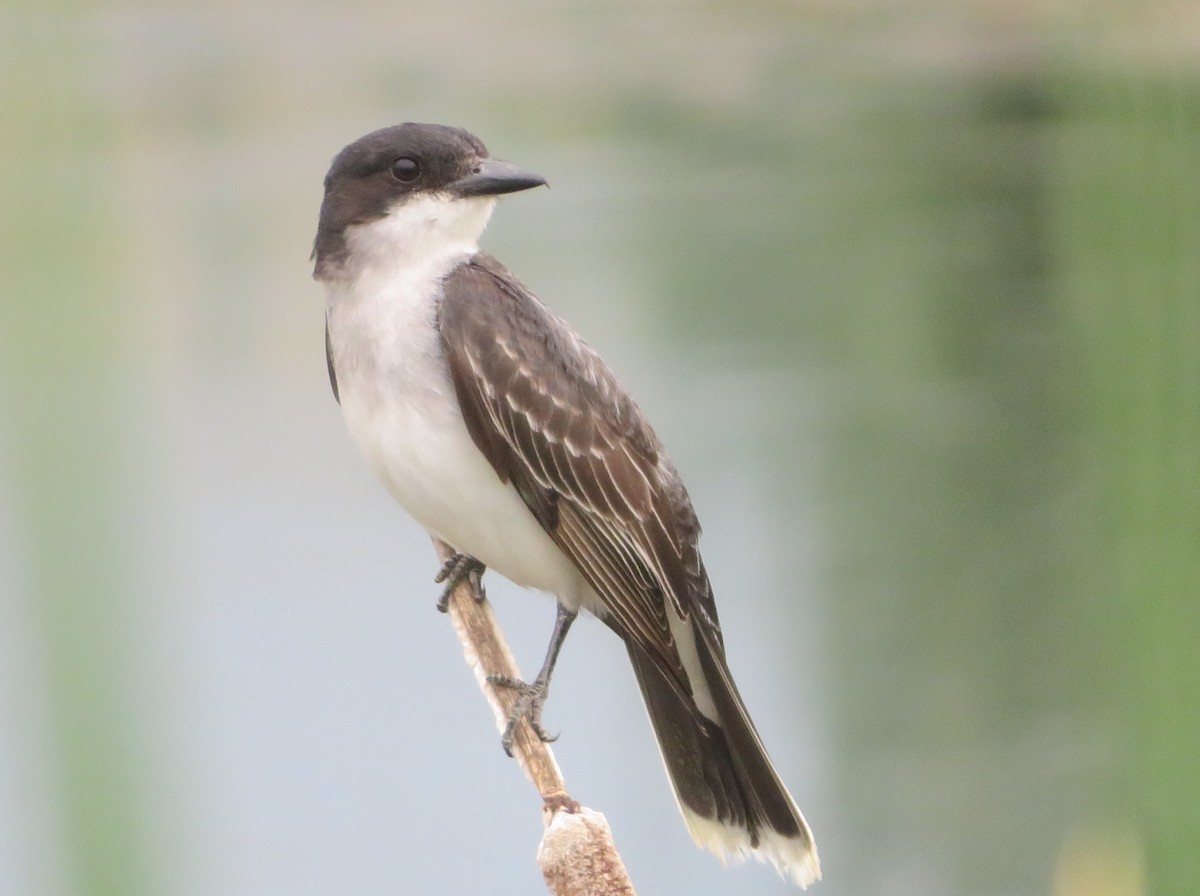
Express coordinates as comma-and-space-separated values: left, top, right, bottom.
487, 672, 559, 756
435, 552, 486, 612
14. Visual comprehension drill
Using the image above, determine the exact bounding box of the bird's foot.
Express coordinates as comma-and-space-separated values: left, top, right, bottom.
435, 552, 486, 612
486, 673, 558, 756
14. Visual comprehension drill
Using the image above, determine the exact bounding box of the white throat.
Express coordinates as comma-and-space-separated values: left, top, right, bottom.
335, 193, 496, 288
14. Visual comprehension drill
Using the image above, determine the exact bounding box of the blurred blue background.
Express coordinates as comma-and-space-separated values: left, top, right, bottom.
1, 3, 1196, 895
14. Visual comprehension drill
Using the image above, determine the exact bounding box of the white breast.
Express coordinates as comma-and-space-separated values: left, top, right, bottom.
323, 195, 591, 609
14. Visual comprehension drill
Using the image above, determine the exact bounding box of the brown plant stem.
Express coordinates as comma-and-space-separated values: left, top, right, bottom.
432, 538, 636, 896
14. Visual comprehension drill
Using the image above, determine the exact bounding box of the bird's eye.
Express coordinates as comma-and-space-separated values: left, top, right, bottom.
390, 157, 420, 182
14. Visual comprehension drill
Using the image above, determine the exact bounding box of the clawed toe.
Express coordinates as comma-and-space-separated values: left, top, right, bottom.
435, 553, 486, 611
487, 673, 558, 755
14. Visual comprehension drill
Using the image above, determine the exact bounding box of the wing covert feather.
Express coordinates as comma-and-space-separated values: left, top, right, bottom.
438, 254, 719, 687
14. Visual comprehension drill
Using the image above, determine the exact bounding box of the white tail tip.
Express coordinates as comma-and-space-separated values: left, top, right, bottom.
680, 808, 822, 888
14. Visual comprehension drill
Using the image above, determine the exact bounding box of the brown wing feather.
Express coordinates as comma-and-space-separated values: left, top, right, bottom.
438, 253, 710, 683
325, 316, 340, 404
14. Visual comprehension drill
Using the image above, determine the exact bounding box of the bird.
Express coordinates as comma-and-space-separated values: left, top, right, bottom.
313, 122, 819, 888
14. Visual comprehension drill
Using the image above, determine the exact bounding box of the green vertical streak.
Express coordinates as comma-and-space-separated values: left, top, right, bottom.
1052, 68, 1200, 895
0, 13, 150, 896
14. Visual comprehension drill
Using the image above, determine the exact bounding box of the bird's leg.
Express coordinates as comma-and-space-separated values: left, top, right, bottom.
434, 552, 486, 612
488, 602, 577, 756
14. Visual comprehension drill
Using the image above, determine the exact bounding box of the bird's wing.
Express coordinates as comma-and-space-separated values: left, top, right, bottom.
325, 315, 340, 404
438, 254, 720, 688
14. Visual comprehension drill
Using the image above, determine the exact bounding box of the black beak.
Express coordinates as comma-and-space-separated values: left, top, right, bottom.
452, 158, 547, 197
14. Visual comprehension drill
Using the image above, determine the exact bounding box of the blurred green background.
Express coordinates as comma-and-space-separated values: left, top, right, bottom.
1, 2, 1196, 895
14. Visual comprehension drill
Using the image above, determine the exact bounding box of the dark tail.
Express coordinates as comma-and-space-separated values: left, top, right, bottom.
626, 625, 820, 888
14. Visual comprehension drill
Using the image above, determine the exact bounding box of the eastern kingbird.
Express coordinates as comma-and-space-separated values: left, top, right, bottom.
314, 123, 819, 888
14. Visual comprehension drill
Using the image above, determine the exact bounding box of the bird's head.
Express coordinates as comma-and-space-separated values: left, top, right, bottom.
313, 123, 546, 281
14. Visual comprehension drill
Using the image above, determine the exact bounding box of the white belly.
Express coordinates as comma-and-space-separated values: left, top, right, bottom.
326, 261, 590, 610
